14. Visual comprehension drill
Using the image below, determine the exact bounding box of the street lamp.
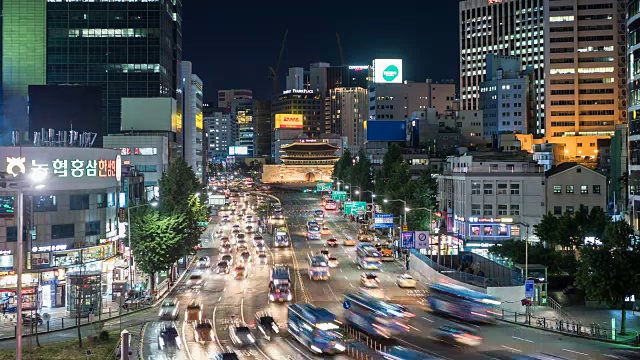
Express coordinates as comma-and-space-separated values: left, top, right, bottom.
332, 177, 340, 191
127, 201, 158, 290
384, 199, 407, 228
6, 170, 49, 360
343, 182, 352, 200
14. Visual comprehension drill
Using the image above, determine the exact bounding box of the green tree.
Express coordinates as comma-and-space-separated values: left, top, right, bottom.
404, 170, 439, 230
374, 143, 403, 195
158, 158, 204, 214
130, 210, 189, 292
333, 149, 353, 184
488, 239, 573, 276
157, 157, 208, 278
349, 148, 373, 197
575, 221, 640, 334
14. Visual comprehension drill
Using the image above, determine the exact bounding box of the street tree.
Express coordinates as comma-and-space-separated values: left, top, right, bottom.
158, 157, 208, 279
129, 210, 189, 292
575, 221, 640, 335
333, 149, 353, 184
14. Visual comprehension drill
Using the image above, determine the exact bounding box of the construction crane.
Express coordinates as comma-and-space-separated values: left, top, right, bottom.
268, 29, 288, 94
336, 32, 345, 66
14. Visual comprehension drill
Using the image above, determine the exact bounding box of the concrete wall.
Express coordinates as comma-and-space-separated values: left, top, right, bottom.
411, 253, 526, 314
409, 253, 487, 293
487, 285, 526, 314
261, 164, 333, 183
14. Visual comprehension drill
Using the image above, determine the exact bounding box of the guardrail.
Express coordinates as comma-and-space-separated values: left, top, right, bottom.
497, 308, 640, 345
0, 303, 152, 341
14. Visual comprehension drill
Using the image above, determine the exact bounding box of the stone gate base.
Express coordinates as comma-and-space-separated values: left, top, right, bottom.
262, 164, 333, 183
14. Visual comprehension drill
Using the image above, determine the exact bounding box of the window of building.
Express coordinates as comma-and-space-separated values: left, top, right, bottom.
6, 227, 26, 242
593, 185, 601, 194
97, 193, 107, 209
471, 204, 481, 216
483, 204, 493, 216
34, 195, 57, 212
580, 185, 588, 194
553, 186, 562, 193
484, 183, 493, 195
498, 204, 508, 215
566, 185, 574, 193
510, 183, 520, 195
553, 206, 562, 215
566, 206, 575, 214
52, 224, 75, 239
497, 183, 508, 195
85, 221, 101, 236
70, 194, 90, 210
510, 204, 520, 215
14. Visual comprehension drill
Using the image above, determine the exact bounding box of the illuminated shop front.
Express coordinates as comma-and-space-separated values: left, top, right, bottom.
452, 215, 523, 254
40, 269, 66, 309
0, 272, 40, 311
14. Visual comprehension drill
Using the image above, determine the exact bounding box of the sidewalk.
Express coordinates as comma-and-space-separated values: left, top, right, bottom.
0, 256, 195, 341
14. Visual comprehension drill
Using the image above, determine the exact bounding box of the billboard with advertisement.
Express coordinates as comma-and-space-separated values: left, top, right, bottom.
373, 59, 403, 84
275, 114, 303, 129
366, 120, 407, 141
229, 146, 248, 156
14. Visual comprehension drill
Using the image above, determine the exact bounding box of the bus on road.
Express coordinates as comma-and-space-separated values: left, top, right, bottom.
425, 283, 501, 323
308, 255, 330, 280
274, 226, 290, 247
356, 244, 381, 270
343, 291, 413, 338
288, 303, 345, 355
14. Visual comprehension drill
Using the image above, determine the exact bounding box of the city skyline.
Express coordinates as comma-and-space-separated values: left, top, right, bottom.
182, 1, 460, 100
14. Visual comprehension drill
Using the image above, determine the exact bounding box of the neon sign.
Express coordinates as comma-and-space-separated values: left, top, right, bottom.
348, 65, 369, 71
282, 89, 314, 94
6, 157, 121, 179
32, 245, 68, 253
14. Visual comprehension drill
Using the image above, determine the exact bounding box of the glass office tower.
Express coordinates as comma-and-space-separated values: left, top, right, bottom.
2, 0, 47, 137
45, 0, 183, 135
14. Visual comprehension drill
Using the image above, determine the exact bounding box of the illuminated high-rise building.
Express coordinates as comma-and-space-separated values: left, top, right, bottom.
2, 0, 47, 138
459, 0, 545, 137
44, 0, 183, 137
544, 0, 626, 158
182, 61, 204, 182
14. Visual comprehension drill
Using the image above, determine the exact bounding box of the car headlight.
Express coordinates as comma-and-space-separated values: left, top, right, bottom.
247, 334, 255, 343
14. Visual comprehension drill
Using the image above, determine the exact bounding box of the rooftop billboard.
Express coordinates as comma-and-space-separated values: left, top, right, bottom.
366, 120, 407, 142
275, 114, 303, 129
373, 59, 403, 84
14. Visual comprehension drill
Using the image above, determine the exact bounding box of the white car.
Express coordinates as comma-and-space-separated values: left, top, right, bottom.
360, 273, 380, 288
396, 274, 417, 288
328, 256, 339, 268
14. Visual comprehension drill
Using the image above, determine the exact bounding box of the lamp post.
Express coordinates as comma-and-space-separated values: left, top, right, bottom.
6, 170, 48, 360
332, 177, 340, 191
512, 222, 531, 281
384, 199, 407, 229
344, 182, 352, 200
126, 201, 158, 290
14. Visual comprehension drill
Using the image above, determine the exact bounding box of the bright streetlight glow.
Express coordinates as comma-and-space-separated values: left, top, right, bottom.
383, 199, 388, 203
355, 190, 360, 195
34, 184, 45, 190
29, 170, 48, 183
150, 201, 159, 207
195, 192, 201, 197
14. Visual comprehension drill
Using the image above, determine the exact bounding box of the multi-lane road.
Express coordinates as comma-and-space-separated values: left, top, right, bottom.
139, 189, 637, 360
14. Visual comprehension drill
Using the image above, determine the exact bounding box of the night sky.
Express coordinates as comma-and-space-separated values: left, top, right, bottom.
183, 2, 460, 102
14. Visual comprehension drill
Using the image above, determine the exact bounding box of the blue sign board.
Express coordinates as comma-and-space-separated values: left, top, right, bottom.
401, 231, 415, 249
374, 213, 394, 229
343, 300, 351, 310
525, 280, 535, 298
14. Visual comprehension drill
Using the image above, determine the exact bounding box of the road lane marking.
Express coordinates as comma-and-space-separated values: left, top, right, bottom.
421, 316, 434, 323
343, 276, 348, 280
408, 324, 421, 332
562, 349, 589, 356
284, 338, 314, 360
501, 345, 522, 353
512, 336, 534, 343
396, 338, 453, 359
181, 318, 194, 360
